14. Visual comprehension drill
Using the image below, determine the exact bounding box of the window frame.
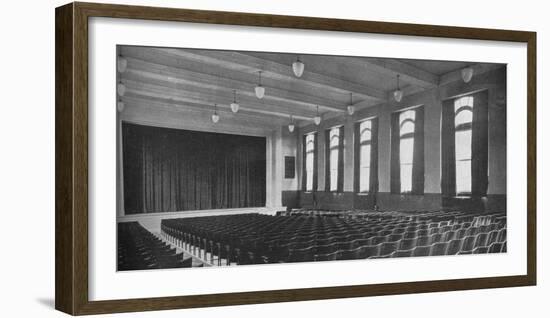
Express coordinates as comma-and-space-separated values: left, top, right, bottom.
454, 96, 475, 196
304, 133, 316, 192
358, 120, 373, 193
399, 110, 416, 194
327, 126, 341, 192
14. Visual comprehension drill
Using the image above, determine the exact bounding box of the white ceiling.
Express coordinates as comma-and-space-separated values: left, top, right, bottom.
118, 45, 498, 129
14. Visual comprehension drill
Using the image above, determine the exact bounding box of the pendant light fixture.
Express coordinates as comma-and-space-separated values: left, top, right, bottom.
117, 55, 127, 73
211, 104, 220, 123
117, 81, 126, 97
313, 106, 321, 126
255, 71, 265, 99
230, 89, 240, 113
347, 92, 355, 115
117, 100, 125, 112
292, 56, 304, 77
288, 115, 295, 133
393, 74, 403, 102
461, 66, 474, 83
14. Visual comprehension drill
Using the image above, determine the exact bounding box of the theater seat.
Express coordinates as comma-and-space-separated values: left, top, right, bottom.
391, 249, 413, 258
430, 242, 448, 256
459, 236, 476, 254
158, 211, 507, 266
314, 251, 338, 261
473, 246, 489, 254
497, 229, 507, 243
412, 246, 430, 257
474, 233, 489, 249
379, 242, 399, 257
446, 239, 462, 255
488, 242, 503, 253
399, 238, 416, 250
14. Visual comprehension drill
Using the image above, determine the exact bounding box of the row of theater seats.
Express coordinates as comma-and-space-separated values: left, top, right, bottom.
160, 210, 507, 266
118, 222, 193, 271
279, 208, 500, 224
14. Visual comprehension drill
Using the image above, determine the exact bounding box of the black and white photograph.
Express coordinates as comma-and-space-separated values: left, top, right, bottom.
115, 45, 507, 271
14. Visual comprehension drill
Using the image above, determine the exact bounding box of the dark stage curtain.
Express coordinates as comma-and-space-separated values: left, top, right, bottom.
122, 123, 266, 214
337, 126, 345, 192
412, 106, 425, 194
441, 98, 456, 196
390, 112, 401, 194
369, 118, 379, 194
472, 90, 489, 196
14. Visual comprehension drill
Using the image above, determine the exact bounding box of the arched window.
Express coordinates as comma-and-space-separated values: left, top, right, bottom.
305, 133, 316, 191
399, 110, 416, 193
359, 120, 372, 192
328, 127, 341, 191
454, 96, 474, 194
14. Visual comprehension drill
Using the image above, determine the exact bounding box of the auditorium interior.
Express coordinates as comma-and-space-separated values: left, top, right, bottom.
115, 45, 507, 271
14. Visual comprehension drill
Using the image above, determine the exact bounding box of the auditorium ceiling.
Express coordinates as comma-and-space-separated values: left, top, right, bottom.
118, 46, 498, 130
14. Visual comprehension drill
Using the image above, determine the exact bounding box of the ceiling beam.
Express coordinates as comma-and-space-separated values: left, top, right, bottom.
121, 96, 292, 128
346, 57, 440, 88
156, 48, 388, 101
351, 63, 505, 111
122, 103, 276, 137
122, 57, 345, 113
439, 63, 504, 86
123, 80, 314, 121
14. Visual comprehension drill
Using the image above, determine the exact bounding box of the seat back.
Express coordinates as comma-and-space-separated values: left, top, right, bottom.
387, 233, 404, 243
412, 245, 430, 257
443, 230, 456, 242
314, 250, 338, 261
360, 245, 381, 259
417, 229, 429, 237
369, 235, 386, 246
337, 247, 360, 260
430, 233, 443, 245
399, 238, 416, 250
429, 227, 441, 236
315, 242, 338, 255
466, 226, 479, 237
474, 233, 489, 248
446, 239, 462, 255
455, 229, 467, 240
473, 246, 489, 254
379, 242, 399, 257
287, 246, 315, 262
486, 230, 499, 246
416, 235, 430, 247
430, 242, 448, 256
497, 229, 507, 243
460, 236, 476, 253
391, 249, 413, 258
488, 242, 503, 253
392, 228, 406, 235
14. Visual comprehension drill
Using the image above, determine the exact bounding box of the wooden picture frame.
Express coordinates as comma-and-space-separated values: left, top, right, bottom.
55, 2, 536, 315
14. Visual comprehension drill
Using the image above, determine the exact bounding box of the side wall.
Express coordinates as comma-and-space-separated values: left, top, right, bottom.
293, 67, 507, 211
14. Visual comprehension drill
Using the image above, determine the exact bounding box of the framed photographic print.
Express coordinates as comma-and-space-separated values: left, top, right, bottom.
55, 2, 536, 315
